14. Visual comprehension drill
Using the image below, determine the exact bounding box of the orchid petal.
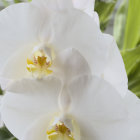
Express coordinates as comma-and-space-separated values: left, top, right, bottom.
124, 90, 140, 118
103, 36, 128, 96
69, 75, 127, 120
0, 46, 32, 82
72, 0, 95, 11
0, 3, 45, 71
68, 75, 129, 139
123, 91, 140, 140
92, 11, 100, 26
53, 48, 91, 111
1, 77, 61, 139
21, 115, 51, 140
32, 0, 73, 10
53, 48, 91, 83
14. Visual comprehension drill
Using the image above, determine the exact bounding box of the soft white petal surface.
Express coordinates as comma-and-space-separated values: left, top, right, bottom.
124, 90, 140, 140
68, 75, 130, 140
1, 77, 61, 139
73, 0, 97, 19
53, 48, 91, 83
103, 37, 128, 96
0, 3, 45, 71
32, 0, 73, 10
124, 90, 140, 118
92, 11, 100, 26
72, 0, 97, 19
72, 0, 95, 11
53, 48, 91, 111
123, 91, 140, 140
0, 46, 33, 81
69, 75, 127, 120
33, 0, 98, 24
21, 115, 51, 140
0, 77, 12, 90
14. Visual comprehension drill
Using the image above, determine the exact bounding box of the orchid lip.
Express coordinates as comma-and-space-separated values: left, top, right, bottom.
46, 114, 80, 140
26, 44, 54, 78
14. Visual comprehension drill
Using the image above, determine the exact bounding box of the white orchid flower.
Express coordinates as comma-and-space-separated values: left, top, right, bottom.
0, 0, 127, 97
1, 51, 140, 139
0, 0, 139, 140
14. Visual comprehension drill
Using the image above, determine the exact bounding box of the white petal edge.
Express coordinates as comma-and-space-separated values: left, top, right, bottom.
103, 36, 128, 97
124, 90, 140, 118
123, 90, 140, 140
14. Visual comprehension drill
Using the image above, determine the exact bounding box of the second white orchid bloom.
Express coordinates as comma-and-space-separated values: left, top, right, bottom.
0, 0, 140, 140
1, 49, 140, 140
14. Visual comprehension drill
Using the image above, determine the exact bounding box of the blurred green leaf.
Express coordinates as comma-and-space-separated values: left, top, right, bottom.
1, 0, 10, 7
0, 126, 18, 140
114, 0, 128, 49
122, 46, 140, 75
7, 138, 17, 140
128, 61, 140, 98
123, 0, 140, 50
95, 0, 117, 31
0, 87, 3, 95
1, 0, 31, 7
14, 0, 22, 3
122, 46, 140, 97
117, 0, 140, 96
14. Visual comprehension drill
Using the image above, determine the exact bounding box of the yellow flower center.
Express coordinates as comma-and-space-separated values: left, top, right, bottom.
47, 121, 74, 140
46, 115, 80, 140
26, 50, 53, 78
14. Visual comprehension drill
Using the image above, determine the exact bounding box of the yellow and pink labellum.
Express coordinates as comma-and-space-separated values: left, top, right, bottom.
27, 50, 53, 78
